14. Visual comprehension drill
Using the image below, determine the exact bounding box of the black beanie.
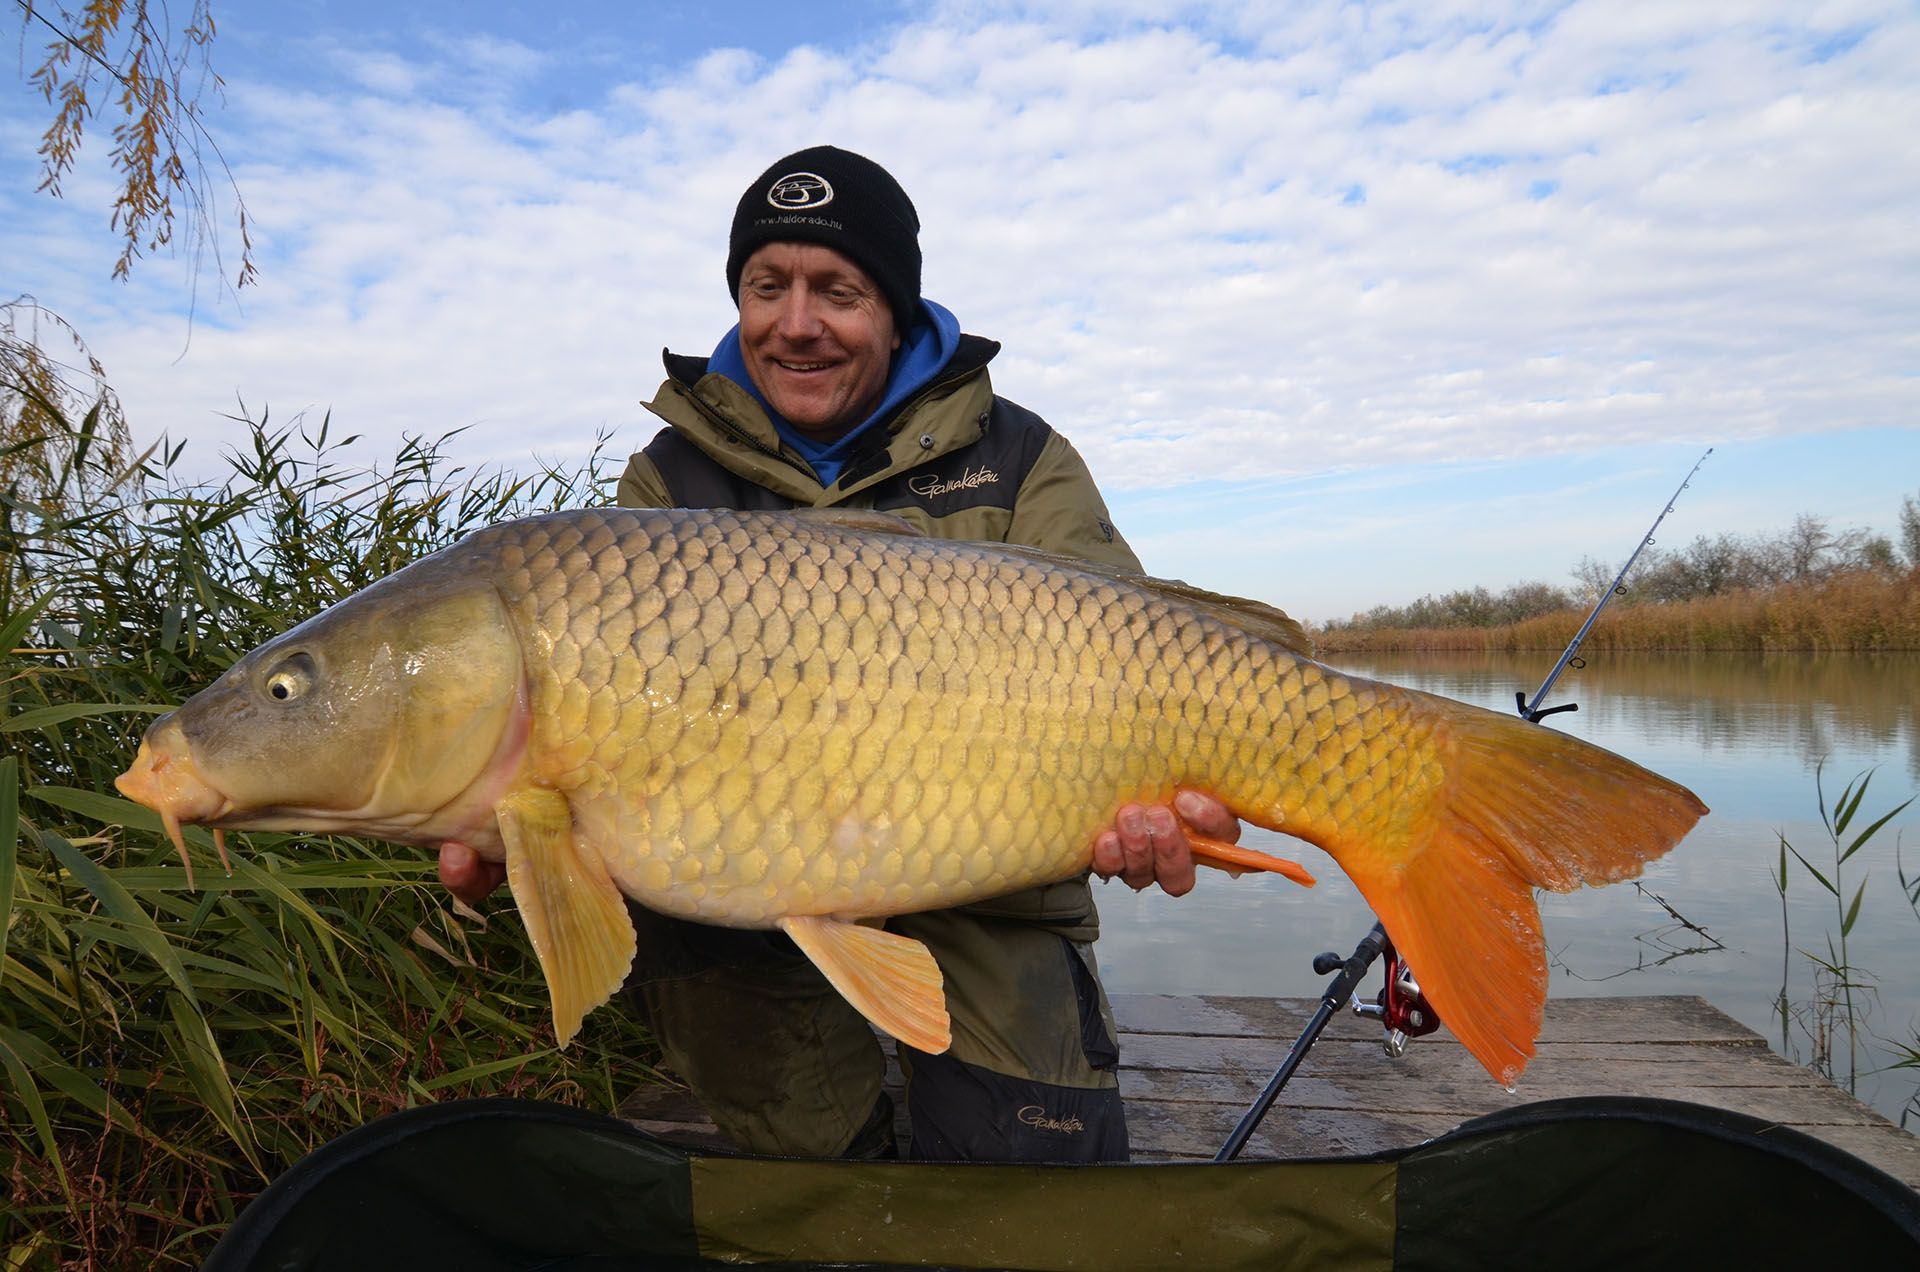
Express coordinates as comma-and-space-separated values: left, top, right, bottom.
726, 145, 922, 322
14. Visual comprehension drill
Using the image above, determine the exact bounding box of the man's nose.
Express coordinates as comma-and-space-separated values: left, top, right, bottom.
773, 288, 824, 340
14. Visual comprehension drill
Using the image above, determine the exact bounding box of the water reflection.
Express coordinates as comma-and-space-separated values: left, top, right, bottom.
1548, 881, 1727, 984
1336, 650, 1920, 786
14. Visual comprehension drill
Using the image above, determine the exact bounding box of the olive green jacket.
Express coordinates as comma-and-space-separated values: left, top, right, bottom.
616, 339, 1138, 935
617, 337, 1141, 575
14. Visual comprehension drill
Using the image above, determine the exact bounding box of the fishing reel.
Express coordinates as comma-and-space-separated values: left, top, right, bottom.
1317, 937, 1441, 1058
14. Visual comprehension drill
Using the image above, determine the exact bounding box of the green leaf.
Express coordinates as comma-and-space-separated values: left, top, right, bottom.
29, 784, 208, 855
1832, 769, 1872, 837
0, 1024, 139, 1133
31, 783, 154, 824
166, 990, 260, 1172
1841, 877, 1867, 938
73, 399, 102, 471
1843, 795, 1917, 863
160, 597, 184, 653
0, 1026, 70, 1198
0, 702, 173, 733
417, 1049, 552, 1092
107, 864, 424, 892
0, 758, 16, 986
43, 832, 199, 1006
0, 592, 53, 654
1785, 842, 1837, 897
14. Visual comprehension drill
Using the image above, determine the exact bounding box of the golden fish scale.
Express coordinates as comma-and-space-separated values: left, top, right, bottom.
479, 508, 1447, 926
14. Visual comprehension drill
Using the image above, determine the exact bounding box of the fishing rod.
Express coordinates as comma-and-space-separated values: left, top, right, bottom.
1515, 448, 1713, 724
1215, 922, 1443, 1160
1217, 924, 1388, 1161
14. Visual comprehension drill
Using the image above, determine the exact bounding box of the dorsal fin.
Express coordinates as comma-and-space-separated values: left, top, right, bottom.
985, 541, 1316, 658
1145, 576, 1315, 658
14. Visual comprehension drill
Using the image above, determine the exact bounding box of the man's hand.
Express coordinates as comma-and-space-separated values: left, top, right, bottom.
1091, 790, 1240, 897
438, 841, 506, 906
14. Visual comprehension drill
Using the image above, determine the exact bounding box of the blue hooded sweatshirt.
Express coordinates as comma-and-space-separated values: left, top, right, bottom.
707, 299, 963, 488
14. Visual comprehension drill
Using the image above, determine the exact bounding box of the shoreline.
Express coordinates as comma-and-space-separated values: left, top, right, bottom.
1314, 571, 1920, 655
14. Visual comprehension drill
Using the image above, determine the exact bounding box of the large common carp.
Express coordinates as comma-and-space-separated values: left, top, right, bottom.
116, 507, 1705, 1086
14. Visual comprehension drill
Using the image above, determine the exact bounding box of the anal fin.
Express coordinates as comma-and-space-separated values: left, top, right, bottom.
497, 787, 636, 1047
1188, 832, 1316, 887
780, 915, 952, 1055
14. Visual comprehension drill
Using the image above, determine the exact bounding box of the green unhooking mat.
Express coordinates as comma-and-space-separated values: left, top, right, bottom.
205, 1095, 1919, 1270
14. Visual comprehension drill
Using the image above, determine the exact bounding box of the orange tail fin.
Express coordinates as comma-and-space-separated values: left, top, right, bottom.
1322, 694, 1707, 1087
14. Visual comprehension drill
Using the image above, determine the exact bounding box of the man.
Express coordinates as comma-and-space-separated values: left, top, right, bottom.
439, 145, 1239, 1162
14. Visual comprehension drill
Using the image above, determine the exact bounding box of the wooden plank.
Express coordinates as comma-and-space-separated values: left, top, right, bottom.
1124, 1099, 1457, 1160
1116, 1066, 1870, 1118
1790, 1125, 1920, 1185
1117, 1033, 1777, 1077
1110, 993, 1764, 1045
1124, 1076, 1892, 1136
616, 994, 1920, 1187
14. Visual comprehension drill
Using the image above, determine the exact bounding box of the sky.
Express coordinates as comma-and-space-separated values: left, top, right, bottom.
4, 0, 1917, 623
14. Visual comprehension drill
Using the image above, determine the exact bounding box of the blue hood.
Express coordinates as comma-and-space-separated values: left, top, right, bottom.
707, 299, 963, 487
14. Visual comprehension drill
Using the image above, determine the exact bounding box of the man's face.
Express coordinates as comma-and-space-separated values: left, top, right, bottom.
737, 242, 900, 439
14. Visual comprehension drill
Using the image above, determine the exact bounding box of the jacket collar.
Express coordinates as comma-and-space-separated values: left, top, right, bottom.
645, 335, 1004, 506
662, 333, 1000, 405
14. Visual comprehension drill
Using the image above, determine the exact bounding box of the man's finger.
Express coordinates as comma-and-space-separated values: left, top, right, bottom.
1118, 804, 1156, 889
437, 841, 504, 906
1174, 789, 1241, 843
1145, 805, 1195, 897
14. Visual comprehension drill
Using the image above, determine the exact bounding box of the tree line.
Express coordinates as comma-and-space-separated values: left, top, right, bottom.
1320, 499, 1920, 635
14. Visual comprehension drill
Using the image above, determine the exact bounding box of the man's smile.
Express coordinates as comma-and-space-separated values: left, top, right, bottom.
736, 242, 900, 437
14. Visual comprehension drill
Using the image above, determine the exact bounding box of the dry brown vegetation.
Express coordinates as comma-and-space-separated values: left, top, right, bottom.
1315, 569, 1920, 654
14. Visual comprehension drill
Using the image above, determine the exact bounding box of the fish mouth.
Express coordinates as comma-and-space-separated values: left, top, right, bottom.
116, 724, 236, 888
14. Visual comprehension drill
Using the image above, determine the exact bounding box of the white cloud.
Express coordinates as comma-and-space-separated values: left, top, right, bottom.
4, 0, 1916, 611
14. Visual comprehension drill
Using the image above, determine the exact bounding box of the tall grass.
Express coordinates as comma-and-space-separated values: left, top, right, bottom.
1, 404, 658, 1265
1315, 572, 1920, 654
1774, 760, 1912, 1099
1772, 765, 1917, 1117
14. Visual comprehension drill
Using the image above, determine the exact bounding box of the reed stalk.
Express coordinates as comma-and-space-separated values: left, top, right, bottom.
1773, 764, 1916, 1098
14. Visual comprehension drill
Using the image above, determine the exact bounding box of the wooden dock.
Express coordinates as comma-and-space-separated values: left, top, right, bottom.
619, 993, 1920, 1188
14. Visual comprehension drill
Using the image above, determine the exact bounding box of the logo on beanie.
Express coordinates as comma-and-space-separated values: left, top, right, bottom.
768, 171, 834, 210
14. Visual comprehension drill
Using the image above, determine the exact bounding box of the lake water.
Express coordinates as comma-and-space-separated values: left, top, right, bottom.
1093, 650, 1920, 1125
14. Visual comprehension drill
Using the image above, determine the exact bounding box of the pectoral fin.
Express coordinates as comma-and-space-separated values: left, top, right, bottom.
497, 787, 636, 1047
780, 915, 952, 1055
1187, 832, 1317, 887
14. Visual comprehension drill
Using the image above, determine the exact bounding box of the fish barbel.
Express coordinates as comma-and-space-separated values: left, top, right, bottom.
115, 507, 1706, 1085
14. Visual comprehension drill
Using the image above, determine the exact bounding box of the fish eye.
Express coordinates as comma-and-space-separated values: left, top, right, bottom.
263, 653, 316, 704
